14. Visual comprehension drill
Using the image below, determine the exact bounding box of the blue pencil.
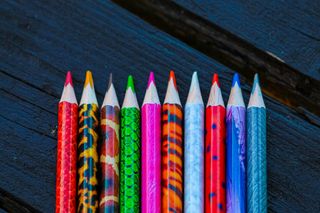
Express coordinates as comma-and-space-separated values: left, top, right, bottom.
247, 74, 267, 213
184, 72, 204, 213
226, 73, 246, 213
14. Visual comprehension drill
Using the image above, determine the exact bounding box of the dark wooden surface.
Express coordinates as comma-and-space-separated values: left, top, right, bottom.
111, 0, 320, 117
175, 0, 320, 80
0, 0, 319, 212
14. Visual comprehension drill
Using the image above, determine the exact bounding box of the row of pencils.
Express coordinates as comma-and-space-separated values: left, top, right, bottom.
56, 70, 266, 213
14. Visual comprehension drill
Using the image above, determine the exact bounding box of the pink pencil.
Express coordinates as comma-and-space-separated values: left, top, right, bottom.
141, 72, 161, 213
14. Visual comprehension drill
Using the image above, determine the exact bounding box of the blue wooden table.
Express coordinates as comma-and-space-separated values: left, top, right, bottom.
0, 0, 319, 212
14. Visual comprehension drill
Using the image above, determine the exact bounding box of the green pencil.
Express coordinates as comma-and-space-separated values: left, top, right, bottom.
120, 75, 141, 213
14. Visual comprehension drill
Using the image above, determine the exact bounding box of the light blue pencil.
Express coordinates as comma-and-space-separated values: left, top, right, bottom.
226, 73, 246, 213
247, 74, 267, 213
184, 72, 204, 213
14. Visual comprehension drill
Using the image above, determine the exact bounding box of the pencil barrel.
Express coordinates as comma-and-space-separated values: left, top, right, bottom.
184, 104, 204, 213
161, 104, 183, 213
141, 104, 161, 213
77, 104, 99, 212
205, 106, 226, 213
226, 106, 246, 213
247, 108, 267, 213
120, 108, 140, 212
56, 102, 78, 213
99, 105, 120, 213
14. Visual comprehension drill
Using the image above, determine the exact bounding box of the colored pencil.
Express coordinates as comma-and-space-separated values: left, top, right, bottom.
226, 73, 246, 213
205, 73, 226, 213
56, 71, 78, 213
162, 71, 183, 213
78, 70, 99, 212
247, 74, 267, 213
141, 72, 161, 213
184, 72, 204, 213
99, 74, 120, 212
120, 75, 140, 212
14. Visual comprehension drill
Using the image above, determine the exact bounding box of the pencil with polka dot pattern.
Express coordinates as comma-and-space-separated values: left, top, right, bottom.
205, 73, 226, 213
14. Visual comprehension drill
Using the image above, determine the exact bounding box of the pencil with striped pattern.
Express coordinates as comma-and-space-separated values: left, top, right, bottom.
141, 72, 161, 213
99, 74, 120, 212
205, 73, 226, 213
184, 72, 204, 213
120, 75, 140, 213
226, 73, 246, 213
56, 71, 78, 213
247, 74, 267, 213
77, 71, 100, 212
162, 71, 183, 213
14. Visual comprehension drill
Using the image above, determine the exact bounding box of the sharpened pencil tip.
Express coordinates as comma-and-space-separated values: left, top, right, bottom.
107, 73, 113, 90
212, 73, 220, 87
232, 72, 240, 87
169, 70, 177, 89
84, 70, 94, 88
148, 72, 155, 87
191, 71, 199, 87
252, 73, 260, 93
127, 75, 135, 92
65, 71, 73, 86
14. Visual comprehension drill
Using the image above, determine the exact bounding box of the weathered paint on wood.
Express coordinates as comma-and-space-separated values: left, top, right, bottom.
175, 0, 320, 80
0, 0, 319, 212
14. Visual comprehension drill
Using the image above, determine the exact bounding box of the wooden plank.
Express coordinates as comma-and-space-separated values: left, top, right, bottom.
111, 0, 320, 117
0, 0, 319, 212
174, 0, 320, 80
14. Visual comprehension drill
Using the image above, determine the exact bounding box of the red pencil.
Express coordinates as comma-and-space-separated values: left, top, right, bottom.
205, 74, 226, 213
56, 71, 78, 213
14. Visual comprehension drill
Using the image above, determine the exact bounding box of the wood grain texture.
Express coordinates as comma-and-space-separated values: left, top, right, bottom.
0, 0, 319, 212
175, 0, 320, 80
111, 0, 320, 117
